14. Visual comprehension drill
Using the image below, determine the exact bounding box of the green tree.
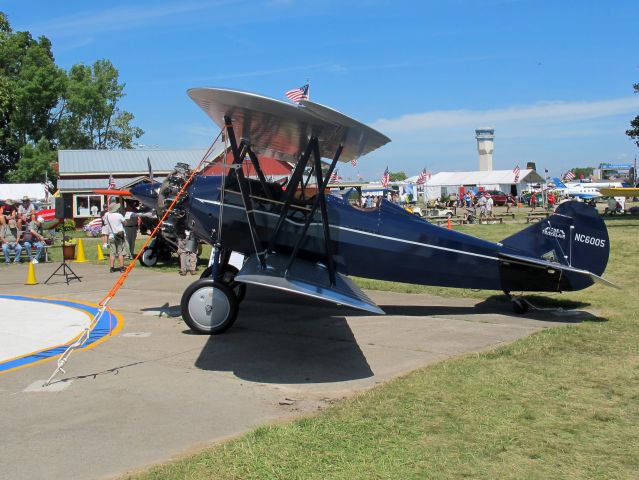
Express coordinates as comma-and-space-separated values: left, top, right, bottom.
0, 12, 144, 183
0, 12, 66, 179
7, 138, 57, 183
627, 82, 639, 148
572, 167, 594, 179
59, 59, 143, 150
389, 171, 407, 182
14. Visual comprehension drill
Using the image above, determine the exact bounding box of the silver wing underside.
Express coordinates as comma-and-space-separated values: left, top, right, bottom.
188, 88, 391, 164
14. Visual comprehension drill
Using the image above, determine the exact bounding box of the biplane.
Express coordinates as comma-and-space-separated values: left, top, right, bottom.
131, 88, 614, 334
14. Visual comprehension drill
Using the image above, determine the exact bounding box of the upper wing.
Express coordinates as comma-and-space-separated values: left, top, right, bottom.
187, 88, 391, 164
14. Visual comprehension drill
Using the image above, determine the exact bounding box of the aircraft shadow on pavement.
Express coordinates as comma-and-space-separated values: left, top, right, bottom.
376, 296, 601, 323
186, 286, 602, 383
193, 288, 374, 384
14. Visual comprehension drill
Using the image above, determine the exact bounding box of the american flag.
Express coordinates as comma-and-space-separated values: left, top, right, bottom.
43, 182, 50, 203
285, 84, 309, 104
513, 165, 520, 183
416, 168, 430, 185
351, 158, 358, 168
106, 173, 116, 206
381, 166, 390, 188
328, 169, 342, 184
564, 171, 576, 181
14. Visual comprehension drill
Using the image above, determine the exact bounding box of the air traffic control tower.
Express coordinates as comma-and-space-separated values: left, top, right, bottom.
475, 128, 495, 171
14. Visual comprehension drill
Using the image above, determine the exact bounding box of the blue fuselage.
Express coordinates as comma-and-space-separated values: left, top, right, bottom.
175, 176, 513, 291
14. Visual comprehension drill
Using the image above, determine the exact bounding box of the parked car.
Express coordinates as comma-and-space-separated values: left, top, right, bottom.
483, 190, 508, 206
426, 207, 455, 219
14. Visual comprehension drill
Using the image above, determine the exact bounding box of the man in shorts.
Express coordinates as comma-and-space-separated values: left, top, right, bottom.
103, 202, 126, 273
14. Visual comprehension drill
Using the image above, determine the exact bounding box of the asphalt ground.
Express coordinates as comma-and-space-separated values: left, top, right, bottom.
0, 261, 591, 480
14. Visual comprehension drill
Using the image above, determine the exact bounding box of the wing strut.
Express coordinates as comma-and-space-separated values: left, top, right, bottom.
222, 116, 343, 288
267, 138, 315, 252
284, 140, 342, 286
224, 116, 267, 268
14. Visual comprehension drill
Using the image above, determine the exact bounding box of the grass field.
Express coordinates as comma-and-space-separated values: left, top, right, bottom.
109, 214, 639, 480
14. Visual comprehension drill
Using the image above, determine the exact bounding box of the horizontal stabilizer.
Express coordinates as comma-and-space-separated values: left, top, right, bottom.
235, 254, 385, 314
499, 252, 619, 289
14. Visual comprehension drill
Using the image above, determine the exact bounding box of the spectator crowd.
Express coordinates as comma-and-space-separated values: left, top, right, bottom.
0, 196, 47, 264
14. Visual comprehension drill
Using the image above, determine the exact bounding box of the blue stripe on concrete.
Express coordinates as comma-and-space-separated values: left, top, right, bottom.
0, 295, 119, 373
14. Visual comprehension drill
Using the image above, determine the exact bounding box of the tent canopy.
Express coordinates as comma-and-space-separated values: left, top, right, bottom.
0, 183, 48, 201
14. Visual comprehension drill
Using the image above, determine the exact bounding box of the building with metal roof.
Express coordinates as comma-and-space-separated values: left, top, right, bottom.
57, 149, 214, 221
56, 147, 294, 222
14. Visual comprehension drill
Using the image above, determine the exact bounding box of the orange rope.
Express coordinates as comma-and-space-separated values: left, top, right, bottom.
99, 129, 224, 310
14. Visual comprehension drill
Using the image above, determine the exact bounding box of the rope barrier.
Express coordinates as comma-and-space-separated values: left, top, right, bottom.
43, 129, 224, 387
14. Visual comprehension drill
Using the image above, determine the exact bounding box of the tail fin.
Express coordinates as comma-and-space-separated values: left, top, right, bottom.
499, 201, 610, 291
552, 177, 567, 188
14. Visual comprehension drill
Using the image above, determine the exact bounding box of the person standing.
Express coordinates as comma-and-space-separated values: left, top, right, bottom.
530, 192, 537, 211
477, 193, 487, 221
485, 193, 494, 219
506, 193, 514, 213
177, 230, 197, 276
103, 202, 126, 273
122, 201, 139, 259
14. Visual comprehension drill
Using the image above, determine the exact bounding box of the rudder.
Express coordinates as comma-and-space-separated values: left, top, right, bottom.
501, 201, 610, 277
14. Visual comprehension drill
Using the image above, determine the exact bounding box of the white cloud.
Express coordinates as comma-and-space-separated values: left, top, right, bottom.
30, 1, 238, 37
372, 97, 639, 134
361, 96, 639, 178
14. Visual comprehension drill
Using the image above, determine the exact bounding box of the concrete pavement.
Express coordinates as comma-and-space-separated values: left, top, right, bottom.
0, 261, 592, 480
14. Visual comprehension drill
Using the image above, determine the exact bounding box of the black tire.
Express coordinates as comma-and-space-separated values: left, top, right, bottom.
512, 298, 529, 315
446, 212, 453, 219
180, 279, 239, 334
200, 264, 247, 302
139, 248, 158, 267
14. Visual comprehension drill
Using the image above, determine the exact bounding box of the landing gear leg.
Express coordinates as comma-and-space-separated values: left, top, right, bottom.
201, 247, 247, 302
504, 291, 529, 315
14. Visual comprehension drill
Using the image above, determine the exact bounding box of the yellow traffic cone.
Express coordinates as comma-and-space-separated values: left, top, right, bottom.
75, 238, 87, 263
25, 261, 38, 285
97, 243, 105, 261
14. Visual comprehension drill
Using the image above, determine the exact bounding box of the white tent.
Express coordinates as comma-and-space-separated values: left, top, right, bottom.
407, 169, 545, 201
0, 183, 48, 202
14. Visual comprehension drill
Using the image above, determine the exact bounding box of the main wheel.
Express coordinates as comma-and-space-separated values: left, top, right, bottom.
200, 264, 247, 302
181, 279, 239, 334
139, 247, 158, 267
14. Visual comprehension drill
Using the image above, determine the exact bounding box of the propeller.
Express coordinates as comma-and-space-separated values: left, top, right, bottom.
147, 157, 154, 184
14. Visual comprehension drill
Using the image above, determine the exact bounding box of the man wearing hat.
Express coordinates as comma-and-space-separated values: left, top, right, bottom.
17, 195, 35, 233
103, 202, 126, 273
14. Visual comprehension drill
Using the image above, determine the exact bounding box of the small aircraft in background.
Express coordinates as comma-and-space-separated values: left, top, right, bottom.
599, 187, 639, 198
129, 88, 615, 335
551, 177, 624, 200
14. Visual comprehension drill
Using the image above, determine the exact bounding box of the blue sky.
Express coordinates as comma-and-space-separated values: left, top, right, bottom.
4, 0, 638, 180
